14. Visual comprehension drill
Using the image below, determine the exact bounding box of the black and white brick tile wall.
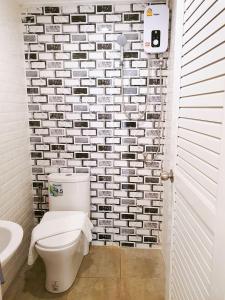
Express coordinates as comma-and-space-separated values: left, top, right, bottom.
22, 3, 168, 248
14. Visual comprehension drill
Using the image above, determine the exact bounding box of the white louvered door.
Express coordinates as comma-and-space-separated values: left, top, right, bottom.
164, 0, 225, 299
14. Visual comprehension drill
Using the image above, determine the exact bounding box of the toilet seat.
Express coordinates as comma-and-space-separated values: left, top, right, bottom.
36, 211, 83, 249
36, 230, 81, 249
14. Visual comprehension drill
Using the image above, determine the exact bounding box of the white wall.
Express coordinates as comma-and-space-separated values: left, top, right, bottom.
0, 0, 33, 294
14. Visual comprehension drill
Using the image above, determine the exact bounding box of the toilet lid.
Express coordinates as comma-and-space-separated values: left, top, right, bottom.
41, 211, 87, 222
36, 230, 81, 249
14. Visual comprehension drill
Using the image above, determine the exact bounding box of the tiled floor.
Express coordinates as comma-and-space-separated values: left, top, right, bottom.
4, 246, 165, 300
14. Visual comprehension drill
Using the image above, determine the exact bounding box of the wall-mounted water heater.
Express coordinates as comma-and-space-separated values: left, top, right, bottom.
144, 4, 169, 53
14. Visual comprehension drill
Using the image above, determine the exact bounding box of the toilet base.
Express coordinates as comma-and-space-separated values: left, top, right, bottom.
36, 233, 89, 293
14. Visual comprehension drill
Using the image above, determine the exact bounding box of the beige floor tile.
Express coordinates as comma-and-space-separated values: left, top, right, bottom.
4, 259, 68, 300
5, 246, 165, 300
67, 277, 121, 300
121, 277, 165, 300
121, 248, 164, 279
77, 246, 121, 278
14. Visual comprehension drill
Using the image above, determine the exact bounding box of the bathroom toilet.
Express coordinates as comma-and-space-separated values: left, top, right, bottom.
34, 173, 91, 293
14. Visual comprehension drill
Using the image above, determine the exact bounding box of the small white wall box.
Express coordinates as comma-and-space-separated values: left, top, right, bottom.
144, 4, 169, 53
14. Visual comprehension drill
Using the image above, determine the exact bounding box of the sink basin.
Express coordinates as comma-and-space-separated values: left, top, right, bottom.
0, 220, 23, 267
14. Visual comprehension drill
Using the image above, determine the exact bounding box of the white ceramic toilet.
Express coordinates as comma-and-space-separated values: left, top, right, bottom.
35, 173, 91, 293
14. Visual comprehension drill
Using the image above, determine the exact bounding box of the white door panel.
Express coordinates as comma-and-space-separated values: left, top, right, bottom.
163, 0, 225, 299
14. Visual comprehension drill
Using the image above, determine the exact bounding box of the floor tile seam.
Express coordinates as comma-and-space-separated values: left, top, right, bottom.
76, 276, 121, 279
120, 247, 122, 279
120, 275, 165, 279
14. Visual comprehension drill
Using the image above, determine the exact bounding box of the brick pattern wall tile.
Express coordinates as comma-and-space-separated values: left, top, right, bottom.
22, 4, 168, 248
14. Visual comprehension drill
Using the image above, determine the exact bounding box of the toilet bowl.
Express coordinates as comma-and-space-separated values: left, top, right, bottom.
35, 211, 89, 293
30, 173, 91, 293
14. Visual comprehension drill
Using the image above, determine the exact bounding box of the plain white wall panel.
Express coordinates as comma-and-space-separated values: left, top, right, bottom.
0, 0, 33, 295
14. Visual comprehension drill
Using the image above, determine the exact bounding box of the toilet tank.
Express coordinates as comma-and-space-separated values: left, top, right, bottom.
48, 173, 90, 213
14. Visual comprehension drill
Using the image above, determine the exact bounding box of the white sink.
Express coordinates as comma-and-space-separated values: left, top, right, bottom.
0, 220, 23, 299
0, 220, 23, 267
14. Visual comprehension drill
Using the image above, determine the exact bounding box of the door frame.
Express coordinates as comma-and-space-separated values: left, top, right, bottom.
162, 0, 184, 299
210, 84, 225, 299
